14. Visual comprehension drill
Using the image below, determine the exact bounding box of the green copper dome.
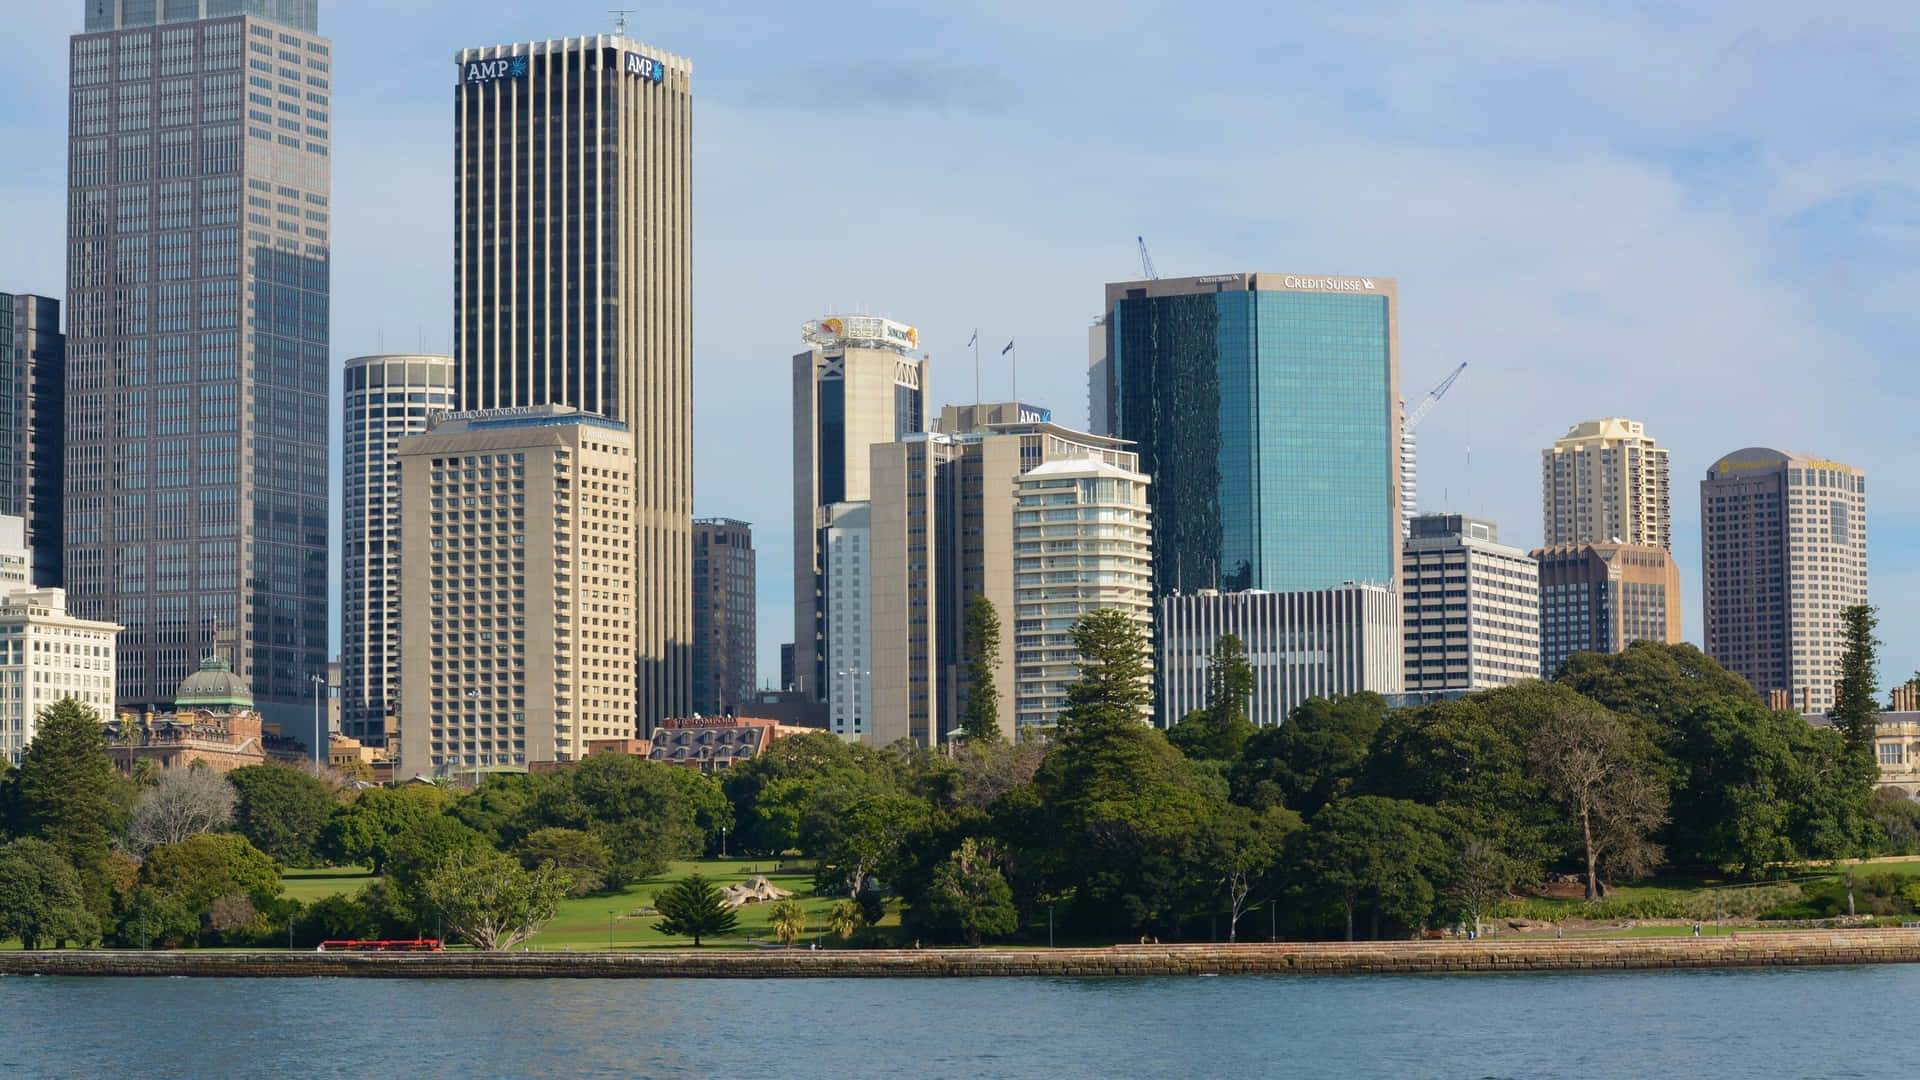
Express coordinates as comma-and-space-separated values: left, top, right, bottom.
175, 655, 253, 710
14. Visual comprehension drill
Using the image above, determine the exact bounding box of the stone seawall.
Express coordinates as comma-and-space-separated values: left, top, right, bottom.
6, 930, 1920, 979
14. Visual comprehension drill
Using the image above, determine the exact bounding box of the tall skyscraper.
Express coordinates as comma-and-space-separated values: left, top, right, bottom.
0, 293, 65, 587
1160, 585, 1402, 727
341, 354, 455, 744
691, 518, 756, 717
1701, 449, 1867, 714
1533, 541, 1681, 678
454, 33, 692, 731
1542, 418, 1671, 550
1012, 458, 1153, 730
1400, 514, 1539, 692
820, 502, 871, 739
791, 315, 927, 701
398, 406, 636, 774
1097, 273, 1401, 596
66, 1, 331, 736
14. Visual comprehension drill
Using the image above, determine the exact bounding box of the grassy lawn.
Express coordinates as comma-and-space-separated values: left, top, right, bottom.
279, 867, 375, 903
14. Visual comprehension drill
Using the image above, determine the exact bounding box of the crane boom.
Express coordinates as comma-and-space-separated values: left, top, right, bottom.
1404, 361, 1467, 430
1136, 235, 1158, 280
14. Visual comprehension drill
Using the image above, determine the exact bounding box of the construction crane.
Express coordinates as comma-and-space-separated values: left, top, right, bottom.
1136, 236, 1158, 280
1400, 361, 1468, 534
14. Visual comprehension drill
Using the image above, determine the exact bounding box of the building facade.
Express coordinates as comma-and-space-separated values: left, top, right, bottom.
1012, 458, 1153, 730
1532, 542, 1682, 678
0, 294, 65, 587
397, 407, 636, 776
691, 518, 755, 717
1159, 585, 1402, 728
791, 315, 927, 702
0, 584, 120, 766
821, 502, 871, 739
66, 1, 331, 736
341, 354, 454, 745
454, 33, 692, 732
1701, 449, 1866, 714
1542, 418, 1671, 550
1400, 514, 1539, 692
1097, 272, 1400, 597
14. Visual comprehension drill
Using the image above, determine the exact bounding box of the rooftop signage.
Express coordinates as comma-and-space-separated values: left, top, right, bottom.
802, 315, 920, 352
463, 56, 528, 84
1281, 275, 1377, 292
624, 51, 666, 82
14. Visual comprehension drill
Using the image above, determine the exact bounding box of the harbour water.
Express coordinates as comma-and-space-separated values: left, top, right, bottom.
0, 966, 1905, 1078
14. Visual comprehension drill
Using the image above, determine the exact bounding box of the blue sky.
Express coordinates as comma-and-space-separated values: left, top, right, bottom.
2, 1, 1916, 691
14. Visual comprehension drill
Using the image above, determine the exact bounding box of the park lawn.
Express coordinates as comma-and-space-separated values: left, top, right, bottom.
521, 857, 900, 951
279, 866, 375, 903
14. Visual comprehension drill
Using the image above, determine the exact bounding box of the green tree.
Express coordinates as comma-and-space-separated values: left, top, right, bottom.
138, 832, 284, 915
1166, 634, 1258, 763
514, 827, 613, 897
924, 838, 1017, 946
382, 816, 492, 924
1446, 837, 1522, 936
321, 784, 451, 873
1205, 804, 1300, 942
815, 792, 930, 900
652, 873, 738, 946
1831, 604, 1881, 758
1527, 705, 1668, 899
518, 754, 703, 885
0, 837, 98, 948
766, 899, 807, 946
1288, 795, 1450, 940
1553, 640, 1762, 742
1230, 694, 1386, 817
15, 698, 117, 918
1666, 700, 1802, 874
961, 593, 1005, 741
227, 764, 336, 866
114, 885, 199, 949
826, 898, 864, 940
422, 849, 571, 951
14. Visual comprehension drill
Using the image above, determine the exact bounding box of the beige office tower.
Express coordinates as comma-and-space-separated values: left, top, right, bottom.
791, 316, 927, 702
1401, 514, 1540, 691
454, 33, 691, 732
1012, 458, 1153, 730
398, 407, 636, 777
1701, 449, 1867, 714
1542, 418, 1671, 550
868, 417, 1135, 745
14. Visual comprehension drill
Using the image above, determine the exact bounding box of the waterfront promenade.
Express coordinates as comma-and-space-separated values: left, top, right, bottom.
7, 929, 1920, 978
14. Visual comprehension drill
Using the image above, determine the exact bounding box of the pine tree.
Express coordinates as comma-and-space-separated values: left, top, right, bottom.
652, 873, 738, 946
1058, 609, 1152, 737
1831, 604, 1881, 759
16, 699, 116, 920
961, 594, 1004, 741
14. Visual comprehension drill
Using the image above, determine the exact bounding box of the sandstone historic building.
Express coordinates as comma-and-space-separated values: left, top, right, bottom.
107, 654, 307, 775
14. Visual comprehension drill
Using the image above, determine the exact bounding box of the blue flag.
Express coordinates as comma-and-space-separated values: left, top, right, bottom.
1001, 339, 1014, 355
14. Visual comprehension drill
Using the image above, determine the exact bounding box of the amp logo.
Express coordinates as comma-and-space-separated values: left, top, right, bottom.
623, 51, 666, 82
464, 56, 529, 83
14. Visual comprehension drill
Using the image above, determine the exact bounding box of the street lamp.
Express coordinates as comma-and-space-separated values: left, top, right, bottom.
607, 910, 615, 951
1269, 899, 1276, 943
309, 674, 327, 772
1048, 903, 1055, 949
720, 826, 727, 859
466, 688, 482, 789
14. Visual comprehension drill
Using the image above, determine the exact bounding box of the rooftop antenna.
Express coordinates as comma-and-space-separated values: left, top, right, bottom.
610, 9, 632, 35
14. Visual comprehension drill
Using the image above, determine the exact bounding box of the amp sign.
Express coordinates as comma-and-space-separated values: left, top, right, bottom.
463, 56, 528, 84
624, 52, 666, 82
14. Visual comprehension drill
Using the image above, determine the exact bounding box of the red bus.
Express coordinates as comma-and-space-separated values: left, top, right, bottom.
316, 939, 445, 952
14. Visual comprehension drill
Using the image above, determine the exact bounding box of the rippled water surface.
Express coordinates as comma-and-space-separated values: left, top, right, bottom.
0, 965, 1907, 1079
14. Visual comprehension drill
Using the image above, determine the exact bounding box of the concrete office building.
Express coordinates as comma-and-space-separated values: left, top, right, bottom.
1095, 273, 1400, 596
1543, 418, 1671, 550
1533, 541, 1681, 678
1087, 316, 1110, 436
820, 503, 871, 739
691, 518, 755, 718
1160, 585, 1402, 727
0, 514, 118, 765
1401, 514, 1539, 692
1012, 458, 1153, 730
0, 294, 65, 587
341, 354, 454, 745
455, 32, 692, 732
791, 315, 927, 702
1701, 449, 1867, 714
869, 418, 1135, 746
66, 0, 331, 740
397, 406, 635, 776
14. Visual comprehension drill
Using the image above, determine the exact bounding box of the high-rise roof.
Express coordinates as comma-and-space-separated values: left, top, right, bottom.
84, 0, 318, 32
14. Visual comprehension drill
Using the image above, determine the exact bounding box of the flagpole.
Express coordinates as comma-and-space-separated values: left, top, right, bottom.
1011, 341, 1018, 409
972, 328, 980, 411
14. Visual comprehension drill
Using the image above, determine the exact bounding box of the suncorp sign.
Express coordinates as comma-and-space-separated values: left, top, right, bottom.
464, 56, 528, 84
1282, 275, 1377, 292
624, 52, 666, 82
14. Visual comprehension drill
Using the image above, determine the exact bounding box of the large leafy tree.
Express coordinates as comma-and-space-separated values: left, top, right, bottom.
1204, 803, 1300, 942
960, 594, 1004, 741
1230, 693, 1386, 817
515, 827, 613, 897
652, 873, 738, 946
923, 837, 1017, 946
423, 849, 571, 951
1526, 704, 1668, 899
321, 784, 451, 873
1830, 604, 1881, 758
0, 837, 98, 948
815, 791, 931, 900
1553, 640, 1762, 743
1288, 795, 1450, 941
1167, 634, 1257, 762
228, 763, 337, 866
518, 754, 703, 885
382, 815, 492, 925
138, 832, 284, 914
15, 698, 117, 919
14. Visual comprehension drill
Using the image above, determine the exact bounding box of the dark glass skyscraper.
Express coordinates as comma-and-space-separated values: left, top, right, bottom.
66, 0, 331, 736
691, 518, 756, 717
1098, 273, 1401, 597
0, 293, 66, 587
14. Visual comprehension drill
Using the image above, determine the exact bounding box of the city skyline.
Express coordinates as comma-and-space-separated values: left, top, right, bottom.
1, 3, 1914, 690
